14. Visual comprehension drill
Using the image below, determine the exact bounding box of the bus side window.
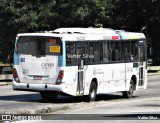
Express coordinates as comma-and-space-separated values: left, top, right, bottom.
66, 42, 71, 65
100, 41, 103, 62
115, 42, 121, 61
124, 41, 131, 61
131, 41, 138, 60
66, 42, 77, 65
101, 41, 109, 62
84, 42, 89, 64
93, 42, 100, 63
108, 42, 112, 61
111, 42, 116, 61
89, 42, 94, 63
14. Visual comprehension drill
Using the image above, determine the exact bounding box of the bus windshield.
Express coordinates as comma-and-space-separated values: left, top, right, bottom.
16, 36, 62, 56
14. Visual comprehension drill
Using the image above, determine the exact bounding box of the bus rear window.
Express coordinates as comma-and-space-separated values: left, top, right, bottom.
16, 36, 62, 56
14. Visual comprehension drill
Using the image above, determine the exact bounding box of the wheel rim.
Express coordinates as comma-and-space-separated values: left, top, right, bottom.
90, 87, 95, 98
129, 83, 133, 95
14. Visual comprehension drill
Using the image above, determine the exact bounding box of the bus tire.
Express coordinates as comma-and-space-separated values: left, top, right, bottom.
40, 91, 58, 101
89, 82, 97, 101
123, 79, 134, 98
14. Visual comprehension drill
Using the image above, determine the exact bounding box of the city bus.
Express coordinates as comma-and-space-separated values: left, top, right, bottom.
12, 28, 147, 101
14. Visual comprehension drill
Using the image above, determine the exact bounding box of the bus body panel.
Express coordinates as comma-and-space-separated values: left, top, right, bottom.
17, 55, 59, 84
125, 62, 139, 91
83, 63, 126, 94
61, 66, 79, 95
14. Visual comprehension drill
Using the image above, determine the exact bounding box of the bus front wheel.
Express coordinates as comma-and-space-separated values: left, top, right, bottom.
40, 91, 58, 101
123, 79, 134, 98
89, 82, 97, 101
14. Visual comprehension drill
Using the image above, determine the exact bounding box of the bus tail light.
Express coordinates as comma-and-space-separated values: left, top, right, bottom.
56, 70, 64, 85
112, 36, 119, 40
13, 69, 20, 83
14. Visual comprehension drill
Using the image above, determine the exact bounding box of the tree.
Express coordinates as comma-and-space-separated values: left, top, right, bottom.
0, 0, 114, 63
111, 0, 160, 65
0, 0, 57, 62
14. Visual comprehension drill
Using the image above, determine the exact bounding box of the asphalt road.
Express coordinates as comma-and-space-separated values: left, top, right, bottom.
0, 75, 160, 122
42, 75, 160, 123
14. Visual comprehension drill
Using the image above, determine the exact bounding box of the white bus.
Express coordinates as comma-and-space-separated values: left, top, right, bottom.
13, 28, 147, 101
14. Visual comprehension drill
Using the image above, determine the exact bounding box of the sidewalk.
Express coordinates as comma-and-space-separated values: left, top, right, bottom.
0, 74, 12, 86
147, 66, 160, 76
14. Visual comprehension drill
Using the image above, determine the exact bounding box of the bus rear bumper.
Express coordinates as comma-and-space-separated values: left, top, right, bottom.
12, 80, 64, 92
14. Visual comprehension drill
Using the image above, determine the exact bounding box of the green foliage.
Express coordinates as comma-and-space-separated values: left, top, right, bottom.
0, 0, 160, 64
111, 0, 160, 65
0, 0, 114, 63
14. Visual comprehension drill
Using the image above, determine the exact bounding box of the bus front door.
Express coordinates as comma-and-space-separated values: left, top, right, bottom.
138, 44, 145, 88
77, 47, 85, 95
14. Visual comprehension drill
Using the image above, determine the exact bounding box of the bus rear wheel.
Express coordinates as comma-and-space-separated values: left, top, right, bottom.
40, 91, 58, 101
88, 82, 97, 101
123, 79, 134, 98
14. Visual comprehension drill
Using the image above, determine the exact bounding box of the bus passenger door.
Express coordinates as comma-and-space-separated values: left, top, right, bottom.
138, 43, 146, 88
77, 47, 85, 95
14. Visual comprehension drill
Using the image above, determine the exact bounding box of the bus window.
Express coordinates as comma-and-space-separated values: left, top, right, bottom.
17, 36, 62, 56
93, 42, 100, 63
66, 42, 71, 64
131, 41, 138, 60
101, 41, 110, 62
115, 42, 121, 61
17, 37, 36, 55
89, 42, 94, 63
66, 42, 77, 65
124, 41, 131, 61
111, 42, 116, 61
100, 42, 103, 62
121, 41, 125, 61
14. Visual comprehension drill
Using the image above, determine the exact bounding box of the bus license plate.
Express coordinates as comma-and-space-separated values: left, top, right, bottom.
34, 76, 42, 80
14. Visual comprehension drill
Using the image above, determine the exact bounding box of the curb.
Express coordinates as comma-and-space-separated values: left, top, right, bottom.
148, 66, 160, 70
147, 73, 160, 76
2, 104, 71, 115
2, 99, 121, 115
0, 81, 12, 86
3, 97, 160, 115
20, 105, 71, 114
0, 74, 12, 86
3, 102, 88, 115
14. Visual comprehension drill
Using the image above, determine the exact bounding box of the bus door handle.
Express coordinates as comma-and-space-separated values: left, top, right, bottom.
80, 60, 84, 69
78, 69, 84, 72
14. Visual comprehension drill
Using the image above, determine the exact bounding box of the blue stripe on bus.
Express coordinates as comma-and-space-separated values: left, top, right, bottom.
13, 39, 19, 65
58, 40, 66, 67
118, 34, 123, 40
14, 53, 19, 65
119, 34, 123, 40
